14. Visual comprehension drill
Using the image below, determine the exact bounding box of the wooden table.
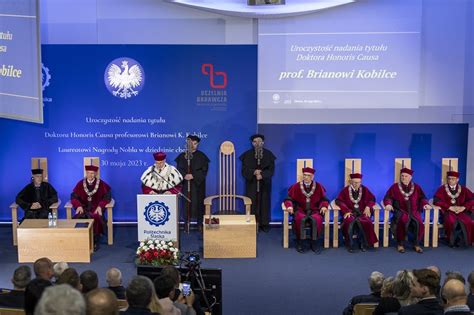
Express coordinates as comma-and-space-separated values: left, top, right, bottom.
203, 215, 256, 258
17, 219, 94, 263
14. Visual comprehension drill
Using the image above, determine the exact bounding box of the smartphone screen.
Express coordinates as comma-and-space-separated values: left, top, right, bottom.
182, 282, 191, 296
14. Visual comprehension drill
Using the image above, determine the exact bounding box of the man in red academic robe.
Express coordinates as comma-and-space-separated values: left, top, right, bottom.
284, 167, 329, 254
335, 173, 378, 252
141, 152, 183, 194
383, 168, 431, 254
433, 171, 474, 247
71, 165, 111, 249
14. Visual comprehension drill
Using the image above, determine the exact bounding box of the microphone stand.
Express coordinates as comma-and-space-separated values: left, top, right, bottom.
184, 142, 193, 233
254, 145, 263, 226
153, 167, 191, 203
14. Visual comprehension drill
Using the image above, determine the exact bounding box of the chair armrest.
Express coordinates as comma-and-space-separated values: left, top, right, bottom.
10, 202, 19, 209
235, 195, 252, 206
204, 196, 217, 206
281, 202, 287, 211
106, 198, 115, 208
330, 200, 340, 211
65, 201, 73, 208
50, 199, 61, 209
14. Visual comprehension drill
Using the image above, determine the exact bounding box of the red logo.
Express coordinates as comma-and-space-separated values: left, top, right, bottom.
201, 64, 227, 89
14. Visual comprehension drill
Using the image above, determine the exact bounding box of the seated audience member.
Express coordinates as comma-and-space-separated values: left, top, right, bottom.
120, 276, 159, 315
467, 271, 474, 311
427, 265, 442, 297
398, 269, 443, 315
444, 271, 466, 286
106, 268, 126, 300
57, 268, 82, 291
342, 271, 384, 315
0, 265, 31, 308
392, 270, 416, 306
153, 274, 181, 315
160, 266, 198, 315
86, 288, 118, 315
34, 284, 85, 315
25, 257, 54, 315
149, 288, 164, 314
373, 277, 401, 315
80, 270, 99, 294
53, 262, 69, 281
442, 279, 471, 315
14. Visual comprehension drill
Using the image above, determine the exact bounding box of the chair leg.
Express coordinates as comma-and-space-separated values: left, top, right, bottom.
324, 211, 330, 249
333, 210, 339, 248
283, 211, 289, 249
12, 207, 18, 246
107, 207, 113, 245
383, 210, 389, 247
423, 209, 430, 247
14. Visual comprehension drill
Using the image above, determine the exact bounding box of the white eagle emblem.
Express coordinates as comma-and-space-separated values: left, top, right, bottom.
107, 60, 143, 99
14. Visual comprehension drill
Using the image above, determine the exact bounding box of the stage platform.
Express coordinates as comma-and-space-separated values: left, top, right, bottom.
0, 224, 472, 314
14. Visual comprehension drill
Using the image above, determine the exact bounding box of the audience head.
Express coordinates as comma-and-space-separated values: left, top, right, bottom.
426, 265, 441, 278
442, 279, 467, 308
381, 277, 395, 298
444, 271, 466, 285
125, 276, 154, 308
153, 274, 176, 300
368, 271, 385, 294
393, 270, 415, 301
80, 270, 99, 294
34, 284, 85, 315
53, 262, 69, 279
467, 271, 474, 292
85, 288, 118, 315
24, 279, 53, 314
411, 269, 440, 299
33, 257, 54, 281
106, 267, 122, 287
57, 268, 81, 290
12, 265, 32, 290
160, 266, 180, 287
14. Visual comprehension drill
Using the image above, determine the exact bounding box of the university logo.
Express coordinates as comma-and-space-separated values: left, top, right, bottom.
144, 201, 170, 227
201, 63, 227, 89
104, 57, 145, 99
41, 63, 51, 91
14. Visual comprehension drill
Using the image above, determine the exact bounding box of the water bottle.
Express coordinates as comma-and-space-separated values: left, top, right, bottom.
52, 212, 57, 227
48, 213, 53, 227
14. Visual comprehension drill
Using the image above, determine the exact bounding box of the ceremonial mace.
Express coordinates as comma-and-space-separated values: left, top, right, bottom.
184, 138, 193, 233
255, 143, 263, 224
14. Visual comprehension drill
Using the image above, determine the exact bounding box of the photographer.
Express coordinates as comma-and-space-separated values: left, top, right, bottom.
161, 266, 197, 315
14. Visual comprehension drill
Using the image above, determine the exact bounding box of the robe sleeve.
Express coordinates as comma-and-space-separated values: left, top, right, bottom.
142, 184, 154, 194
417, 185, 429, 208
283, 185, 297, 208
71, 181, 85, 209
239, 152, 255, 181
174, 154, 188, 177
46, 183, 59, 207
464, 187, 474, 211
317, 184, 329, 209
433, 186, 450, 213
192, 155, 209, 185
97, 181, 112, 209
261, 152, 276, 180
335, 189, 351, 216
15, 184, 32, 210
383, 185, 395, 207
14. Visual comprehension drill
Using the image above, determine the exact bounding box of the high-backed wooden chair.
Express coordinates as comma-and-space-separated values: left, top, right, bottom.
65, 157, 115, 245
10, 158, 61, 246
281, 159, 331, 249
330, 159, 380, 248
382, 158, 430, 247
430, 158, 458, 247
204, 141, 252, 217
353, 303, 378, 315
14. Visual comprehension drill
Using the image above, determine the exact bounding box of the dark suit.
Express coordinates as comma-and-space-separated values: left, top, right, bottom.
119, 306, 160, 315
398, 298, 443, 315
373, 297, 401, 315
342, 292, 381, 315
107, 286, 126, 300
0, 289, 25, 308
467, 294, 474, 311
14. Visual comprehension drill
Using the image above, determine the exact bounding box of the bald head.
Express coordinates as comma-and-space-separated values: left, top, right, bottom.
106, 268, 122, 287
442, 279, 467, 307
86, 288, 118, 315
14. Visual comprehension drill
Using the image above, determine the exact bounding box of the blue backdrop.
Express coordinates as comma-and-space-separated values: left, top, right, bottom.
259, 124, 469, 222
0, 45, 257, 221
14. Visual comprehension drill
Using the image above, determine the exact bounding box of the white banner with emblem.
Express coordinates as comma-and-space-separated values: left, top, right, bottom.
137, 194, 179, 245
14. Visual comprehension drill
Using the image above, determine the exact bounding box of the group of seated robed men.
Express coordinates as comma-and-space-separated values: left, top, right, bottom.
284, 167, 474, 254
15, 134, 474, 255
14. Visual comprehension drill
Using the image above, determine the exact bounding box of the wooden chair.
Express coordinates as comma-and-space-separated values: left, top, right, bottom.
330, 158, 380, 248
353, 303, 378, 315
65, 157, 115, 245
10, 157, 61, 246
281, 159, 331, 249
0, 308, 26, 315
382, 158, 430, 247
203, 141, 252, 217
430, 158, 458, 247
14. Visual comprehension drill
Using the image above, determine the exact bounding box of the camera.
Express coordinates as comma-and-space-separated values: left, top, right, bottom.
183, 252, 201, 269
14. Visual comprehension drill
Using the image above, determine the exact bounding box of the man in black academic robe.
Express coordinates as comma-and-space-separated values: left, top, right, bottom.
239, 134, 276, 232
175, 135, 210, 230
15, 169, 58, 219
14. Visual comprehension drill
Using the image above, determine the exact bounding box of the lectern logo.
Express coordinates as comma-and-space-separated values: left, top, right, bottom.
144, 201, 170, 227
41, 63, 51, 91
104, 57, 145, 99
